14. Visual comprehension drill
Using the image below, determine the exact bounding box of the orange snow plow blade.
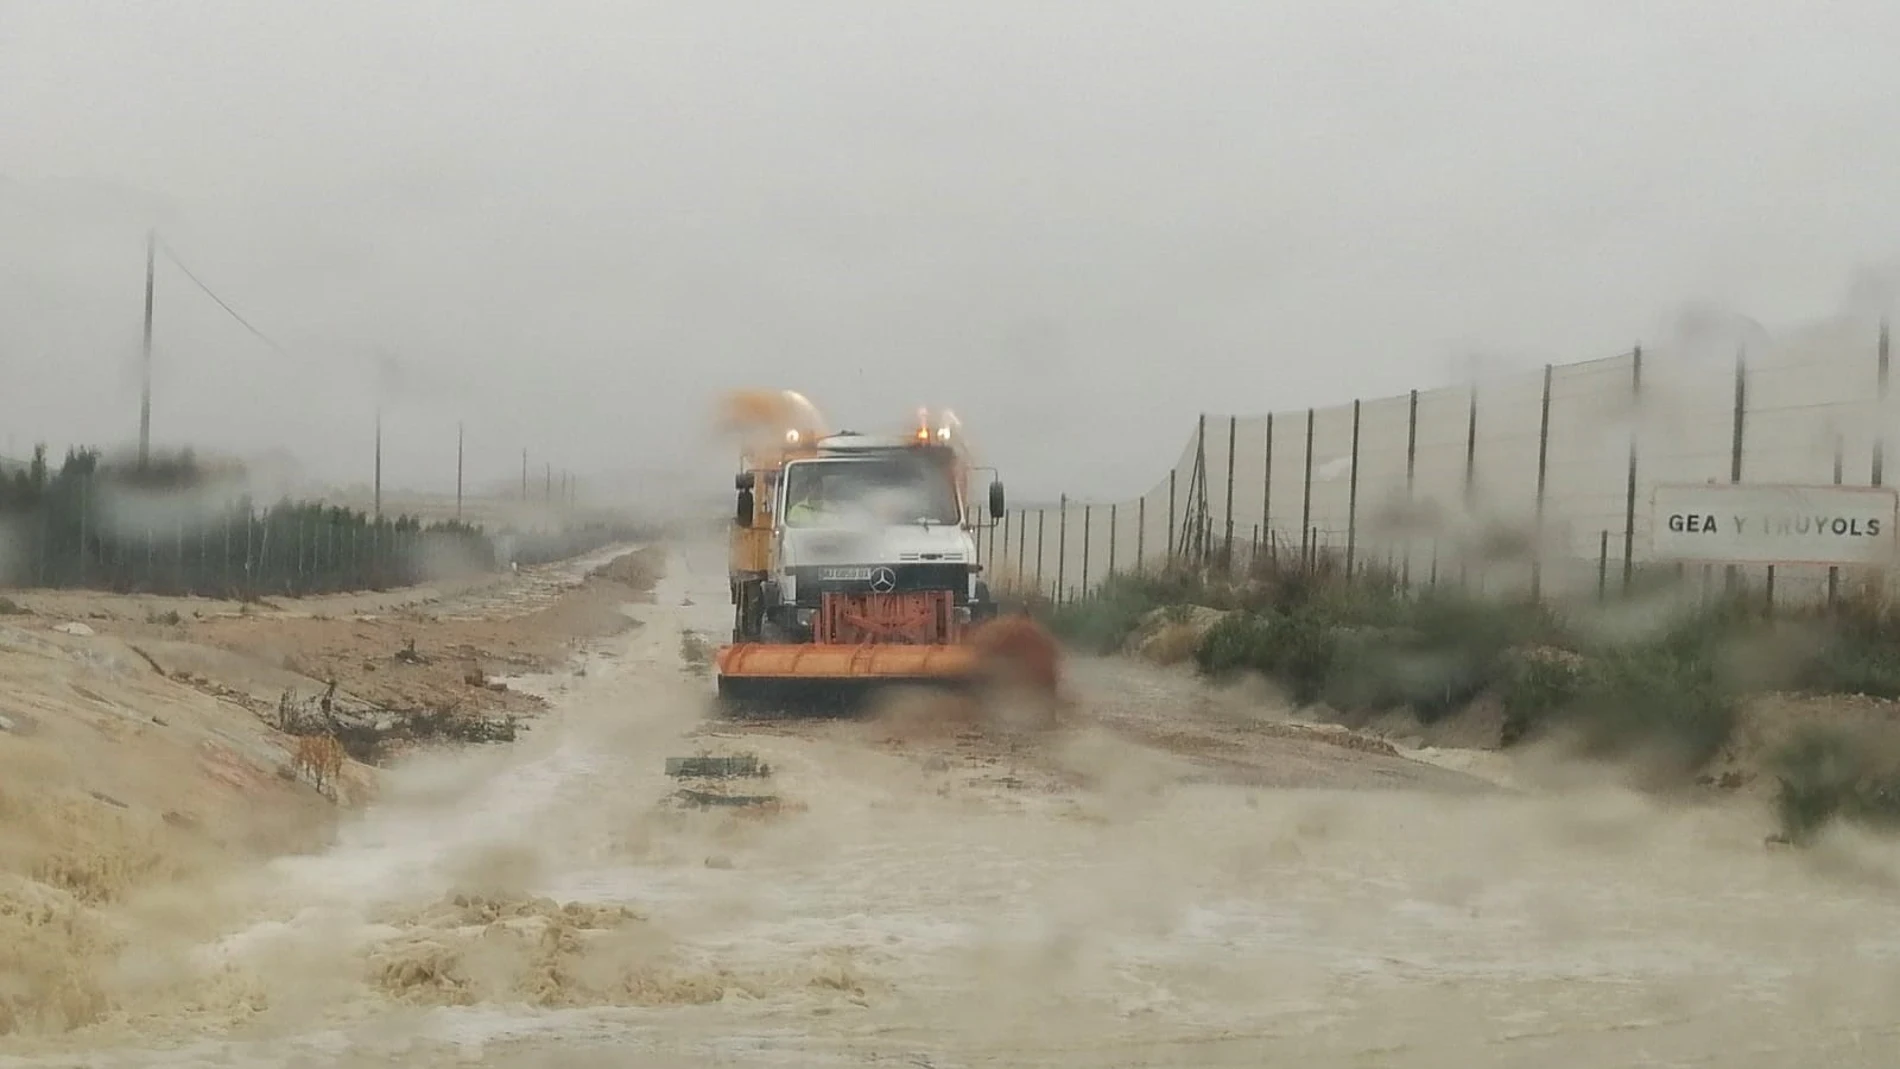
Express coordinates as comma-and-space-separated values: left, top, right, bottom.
714, 642, 980, 711
717, 642, 980, 681
713, 616, 1063, 714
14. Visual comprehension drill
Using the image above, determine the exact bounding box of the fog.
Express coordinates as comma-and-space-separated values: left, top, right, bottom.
6, 1, 1900, 506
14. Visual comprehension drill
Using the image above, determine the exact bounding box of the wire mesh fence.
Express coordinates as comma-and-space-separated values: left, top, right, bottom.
980, 316, 1899, 610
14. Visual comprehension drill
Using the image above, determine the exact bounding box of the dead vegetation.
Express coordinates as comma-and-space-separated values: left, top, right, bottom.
273, 683, 519, 770
365, 889, 867, 1009
678, 629, 712, 675
290, 733, 346, 798
589, 548, 664, 590
664, 748, 783, 810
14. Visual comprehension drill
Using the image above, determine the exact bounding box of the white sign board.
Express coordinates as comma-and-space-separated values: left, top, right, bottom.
1650, 483, 1899, 566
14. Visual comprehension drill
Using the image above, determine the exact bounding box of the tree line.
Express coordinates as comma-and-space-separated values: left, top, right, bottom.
0, 445, 636, 597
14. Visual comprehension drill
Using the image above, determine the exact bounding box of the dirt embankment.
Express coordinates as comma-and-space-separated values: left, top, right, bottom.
0, 545, 661, 1039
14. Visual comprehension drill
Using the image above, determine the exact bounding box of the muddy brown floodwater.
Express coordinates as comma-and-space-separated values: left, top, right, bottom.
7, 543, 1900, 1068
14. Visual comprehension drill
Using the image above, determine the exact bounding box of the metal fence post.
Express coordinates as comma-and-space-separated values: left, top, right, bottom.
1035, 509, 1045, 594
1346, 399, 1362, 578
1057, 494, 1068, 601
1830, 434, 1844, 606
1261, 412, 1274, 565
1300, 407, 1315, 571
1082, 503, 1092, 594
1195, 414, 1208, 568
1223, 415, 1237, 569
1597, 530, 1609, 602
1136, 496, 1146, 575
1167, 469, 1177, 565
1533, 363, 1552, 600
1017, 508, 1027, 590
1404, 388, 1419, 587
1877, 321, 1891, 488
1623, 345, 1643, 593
1727, 347, 1747, 594
994, 508, 1004, 580
1463, 384, 1478, 507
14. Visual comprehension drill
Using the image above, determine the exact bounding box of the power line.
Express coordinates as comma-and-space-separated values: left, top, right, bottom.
154, 239, 292, 357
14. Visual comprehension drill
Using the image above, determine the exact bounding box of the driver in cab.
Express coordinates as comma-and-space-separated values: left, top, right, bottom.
785, 478, 832, 526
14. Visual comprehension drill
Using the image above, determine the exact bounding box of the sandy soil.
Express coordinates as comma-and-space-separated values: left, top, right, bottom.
4, 542, 1900, 1067
3, 545, 659, 727
0, 545, 657, 1041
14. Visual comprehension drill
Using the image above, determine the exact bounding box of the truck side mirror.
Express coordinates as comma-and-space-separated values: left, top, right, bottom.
736, 488, 755, 527
988, 479, 1005, 521
735, 471, 756, 491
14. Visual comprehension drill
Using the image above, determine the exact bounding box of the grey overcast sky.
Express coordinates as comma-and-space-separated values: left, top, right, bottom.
5, 1, 1900, 503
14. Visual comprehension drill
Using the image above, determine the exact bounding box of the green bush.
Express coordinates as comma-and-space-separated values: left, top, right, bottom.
1044, 570, 1228, 655
1770, 725, 1900, 844
1789, 598, 1900, 699
1193, 611, 1278, 678
1499, 651, 1587, 745
1570, 646, 1739, 772
1191, 607, 1339, 704
1187, 582, 1549, 719
1265, 607, 1342, 705
1063, 551, 1771, 779
1390, 594, 1550, 721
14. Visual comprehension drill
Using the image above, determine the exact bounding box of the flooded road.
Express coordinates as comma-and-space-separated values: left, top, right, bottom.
7, 544, 1900, 1067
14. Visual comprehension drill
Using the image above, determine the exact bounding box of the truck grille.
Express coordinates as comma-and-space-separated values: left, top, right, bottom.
787, 563, 968, 606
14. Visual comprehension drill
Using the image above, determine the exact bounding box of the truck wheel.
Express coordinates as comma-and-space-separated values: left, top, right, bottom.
734, 580, 766, 642
971, 579, 998, 623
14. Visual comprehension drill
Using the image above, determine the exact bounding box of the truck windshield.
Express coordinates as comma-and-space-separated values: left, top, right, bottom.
781, 455, 961, 528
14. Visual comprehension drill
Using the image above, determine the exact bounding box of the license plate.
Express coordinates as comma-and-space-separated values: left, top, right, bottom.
819, 566, 875, 581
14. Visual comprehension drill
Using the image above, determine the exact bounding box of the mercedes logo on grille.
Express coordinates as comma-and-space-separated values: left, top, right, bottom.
868, 566, 897, 593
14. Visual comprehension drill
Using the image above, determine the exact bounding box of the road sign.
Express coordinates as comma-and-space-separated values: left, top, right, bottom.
1650, 483, 1899, 566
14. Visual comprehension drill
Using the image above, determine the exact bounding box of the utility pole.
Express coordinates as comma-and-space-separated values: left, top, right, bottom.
373, 405, 383, 518
520, 449, 528, 500
544, 462, 551, 503
138, 229, 155, 468
455, 422, 464, 520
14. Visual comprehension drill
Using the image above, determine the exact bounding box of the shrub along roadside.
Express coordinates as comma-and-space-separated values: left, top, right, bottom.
1769, 724, 1900, 844
1041, 572, 1227, 655
1033, 559, 1900, 844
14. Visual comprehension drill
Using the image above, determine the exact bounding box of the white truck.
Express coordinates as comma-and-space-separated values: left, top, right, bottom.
719, 418, 1010, 705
